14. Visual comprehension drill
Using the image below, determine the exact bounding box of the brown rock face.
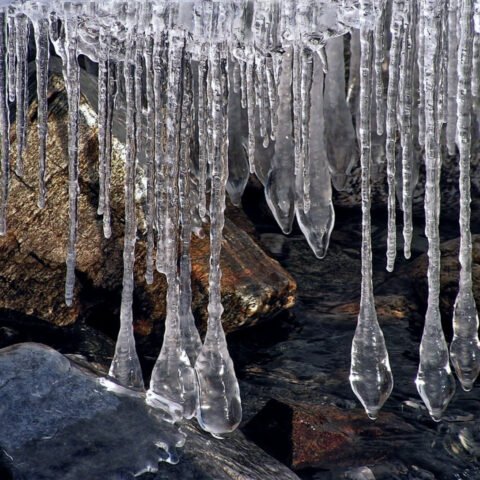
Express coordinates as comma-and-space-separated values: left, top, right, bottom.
408, 235, 480, 324
243, 399, 414, 471
0, 74, 296, 336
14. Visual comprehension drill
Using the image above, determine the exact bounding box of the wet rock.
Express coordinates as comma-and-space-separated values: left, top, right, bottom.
0, 74, 296, 337
243, 398, 414, 471
408, 235, 480, 324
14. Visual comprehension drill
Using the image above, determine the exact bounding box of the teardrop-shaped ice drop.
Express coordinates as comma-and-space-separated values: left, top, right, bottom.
350, 300, 394, 420
416, 308, 456, 421
450, 286, 480, 392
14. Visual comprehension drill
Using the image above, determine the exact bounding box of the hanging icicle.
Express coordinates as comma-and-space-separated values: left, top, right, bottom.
0, 11, 9, 236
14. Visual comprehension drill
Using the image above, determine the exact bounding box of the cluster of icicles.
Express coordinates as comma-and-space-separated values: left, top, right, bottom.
0, 0, 478, 432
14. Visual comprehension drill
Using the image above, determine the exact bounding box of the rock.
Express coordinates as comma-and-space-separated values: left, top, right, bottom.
0, 342, 300, 480
243, 398, 414, 471
0, 73, 296, 336
408, 234, 480, 325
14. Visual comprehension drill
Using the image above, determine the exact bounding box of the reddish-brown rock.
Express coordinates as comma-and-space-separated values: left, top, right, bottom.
0, 75, 296, 336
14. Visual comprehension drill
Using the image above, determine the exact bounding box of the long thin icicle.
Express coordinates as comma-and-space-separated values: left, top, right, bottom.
34, 16, 49, 209
7, 12, 15, 104
108, 32, 144, 391
63, 11, 80, 307
0, 12, 9, 236
415, 0, 456, 421
350, 1, 393, 421
449, 0, 480, 392
446, 0, 459, 155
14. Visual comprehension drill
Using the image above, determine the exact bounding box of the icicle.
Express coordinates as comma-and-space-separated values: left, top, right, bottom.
178, 55, 202, 366
299, 47, 313, 212
415, 1, 455, 422
7, 12, 15, 104
197, 56, 208, 220
293, 46, 302, 177
323, 36, 356, 192
446, 0, 459, 154
245, 51, 256, 174
108, 31, 144, 391
97, 31, 109, 218
148, 36, 197, 421
14, 14, 29, 178
350, 5, 393, 421
34, 16, 49, 209
63, 12, 81, 308
400, 2, 417, 260
265, 46, 296, 235
265, 53, 278, 140
450, 0, 480, 392
102, 59, 116, 240
385, 1, 404, 273
373, 0, 386, 136
195, 45, 242, 436
144, 36, 156, 285
417, 0, 426, 146
295, 52, 335, 259
0, 11, 9, 236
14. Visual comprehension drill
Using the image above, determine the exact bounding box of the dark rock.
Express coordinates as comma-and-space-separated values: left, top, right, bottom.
243, 398, 414, 471
0, 74, 296, 337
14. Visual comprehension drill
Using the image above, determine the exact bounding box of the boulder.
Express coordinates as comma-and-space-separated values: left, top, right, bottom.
0, 74, 296, 337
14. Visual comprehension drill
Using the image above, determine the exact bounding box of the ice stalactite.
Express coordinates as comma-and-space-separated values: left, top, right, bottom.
385, 0, 404, 273
197, 56, 209, 220
195, 46, 242, 437
148, 36, 197, 421
447, 0, 459, 155
265, 46, 296, 235
7, 12, 15, 104
415, 0, 456, 422
295, 53, 334, 259
108, 32, 144, 391
33, 14, 49, 209
373, 0, 386, 136
324, 35, 356, 192
0, 11, 9, 236
399, 1, 417, 260
350, 0, 393, 420
63, 11, 81, 308
144, 36, 156, 285
14, 13, 29, 178
450, 0, 480, 392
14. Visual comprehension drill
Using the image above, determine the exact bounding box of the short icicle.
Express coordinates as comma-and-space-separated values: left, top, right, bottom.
34, 15, 49, 209
108, 30, 144, 391
195, 45, 242, 437
449, 0, 480, 392
415, 0, 456, 422
350, 3, 393, 421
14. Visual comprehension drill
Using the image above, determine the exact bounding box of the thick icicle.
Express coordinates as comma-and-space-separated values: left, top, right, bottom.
34, 16, 49, 209
0, 12, 9, 236
415, 1, 456, 421
63, 12, 80, 308
449, 0, 480, 392
385, 1, 404, 272
197, 56, 208, 220
178, 56, 202, 366
323, 36, 356, 191
265, 46, 296, 235
14, 14, 29, 178
108, 32, 144, 391
148, 36, 197, 421
195, 46, 242, 437
350, 6, 393, 421
295, 53, 335, 259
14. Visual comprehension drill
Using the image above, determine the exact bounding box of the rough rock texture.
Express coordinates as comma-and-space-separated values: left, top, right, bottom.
243, 399, 414, 471
0, 74, 296, 336
408, 234, 480, 323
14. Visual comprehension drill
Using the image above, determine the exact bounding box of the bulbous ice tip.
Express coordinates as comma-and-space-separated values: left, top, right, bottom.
429, 410, 443, 422
366, 408, 379, 421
